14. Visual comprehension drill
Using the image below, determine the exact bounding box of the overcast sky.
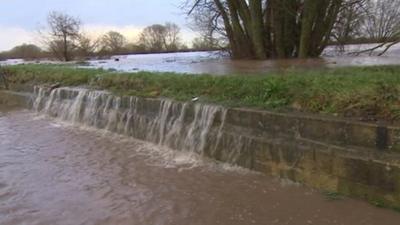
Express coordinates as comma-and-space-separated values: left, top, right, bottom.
0, 0, 194, 51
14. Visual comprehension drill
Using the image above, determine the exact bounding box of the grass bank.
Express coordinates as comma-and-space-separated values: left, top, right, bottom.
3, 64, 400, 123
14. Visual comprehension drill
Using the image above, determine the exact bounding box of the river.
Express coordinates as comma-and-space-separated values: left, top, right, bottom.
1, 104, 400, 225
2, 43, 400, 75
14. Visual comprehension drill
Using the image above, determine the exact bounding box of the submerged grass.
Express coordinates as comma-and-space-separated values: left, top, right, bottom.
4, 64, 400, 123
322, 191, 345, 201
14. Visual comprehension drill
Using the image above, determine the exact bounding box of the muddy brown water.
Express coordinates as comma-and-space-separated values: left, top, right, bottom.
4, 49, 400, 75
1, 107, 400, 225
78, 45, 400, 75
85, 54, 400, 75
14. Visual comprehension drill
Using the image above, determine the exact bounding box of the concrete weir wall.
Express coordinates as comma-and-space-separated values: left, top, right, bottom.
0, 90, 32, 108
2, 87, 400, 209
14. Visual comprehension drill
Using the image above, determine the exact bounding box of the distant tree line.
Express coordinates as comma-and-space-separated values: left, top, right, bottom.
3, 0, 398, 61
0, 44, 47, 60
0, 11, 220, 61
185, 0, 400, 59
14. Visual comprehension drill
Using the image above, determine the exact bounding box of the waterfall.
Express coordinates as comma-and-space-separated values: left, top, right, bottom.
32, 86, 227, 156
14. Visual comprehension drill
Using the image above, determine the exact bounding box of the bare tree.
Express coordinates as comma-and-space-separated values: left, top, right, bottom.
332, 0, 368, 52
164, 23, 181, 51
186, 2, 226, 50
76, 34, 99, 58
139, 24, 166, 51
139, 23, 182, 52
192, 36, 220, 50
185, 0, 356, 59
41, 11, 81, 61
363, 0, 400, 42
348, 0, 400, 55
100, 31, 127, 54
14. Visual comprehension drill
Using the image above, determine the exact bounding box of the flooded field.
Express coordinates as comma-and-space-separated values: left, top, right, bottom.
2, 43, 400, 75
79, 43, 400, 74
1, 106, 400, 225
83, 44, 400, 74
84, 53, 400, 75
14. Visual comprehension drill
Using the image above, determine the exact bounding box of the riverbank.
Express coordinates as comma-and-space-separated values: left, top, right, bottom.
4, 64, 400, 124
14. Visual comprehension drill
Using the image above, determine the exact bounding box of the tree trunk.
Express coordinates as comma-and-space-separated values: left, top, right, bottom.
299, 0, 318, 58
63, 34, 69, 62
226, 0, 254, 58
193, 0, 344, 60
249, 0, 267, 59
213, 0, 241, 58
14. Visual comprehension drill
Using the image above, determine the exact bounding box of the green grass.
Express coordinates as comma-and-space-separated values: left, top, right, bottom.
3, 64, 400, 123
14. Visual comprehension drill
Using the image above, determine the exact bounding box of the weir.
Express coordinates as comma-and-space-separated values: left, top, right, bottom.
2, 86, 400, 209
33, 87, 228, 158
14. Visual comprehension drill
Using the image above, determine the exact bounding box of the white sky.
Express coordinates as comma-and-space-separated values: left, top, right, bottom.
0, 0, 196, 51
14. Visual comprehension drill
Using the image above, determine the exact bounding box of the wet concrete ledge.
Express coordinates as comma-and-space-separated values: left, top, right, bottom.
0, 90, 32, 108
1, 87, 400, 209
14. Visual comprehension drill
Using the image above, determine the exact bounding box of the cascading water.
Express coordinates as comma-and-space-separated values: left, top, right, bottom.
32, 86, 227, 157
5, 91, 399, 225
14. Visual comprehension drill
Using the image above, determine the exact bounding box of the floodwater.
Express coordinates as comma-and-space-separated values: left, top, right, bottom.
82, 48, 400, 75
2, 43, 400, 75
77, 42, 400, 74
1, 106, 400, 225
